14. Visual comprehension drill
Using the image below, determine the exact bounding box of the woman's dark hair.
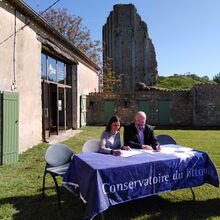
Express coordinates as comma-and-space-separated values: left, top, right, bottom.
105, 115, 121, 132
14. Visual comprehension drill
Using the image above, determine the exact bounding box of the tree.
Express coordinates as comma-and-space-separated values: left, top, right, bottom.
102, 57, 121, 92
201, 75, 209, 81
42, 8, 101, 65
213, 72, 220, 83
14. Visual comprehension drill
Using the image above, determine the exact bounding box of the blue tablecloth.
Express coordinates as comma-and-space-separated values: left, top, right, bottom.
63, 144, 219, 220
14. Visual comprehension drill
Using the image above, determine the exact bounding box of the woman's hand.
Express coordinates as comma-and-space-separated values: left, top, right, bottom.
142, 145, 153, 150
121, 146, 131, 151
112, 150, 122, 156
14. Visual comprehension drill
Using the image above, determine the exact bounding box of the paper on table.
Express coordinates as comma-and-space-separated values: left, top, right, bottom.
140, 149, 160, 154
141, 145, 193, 154
141, 145, 196, 161
120, 149, 143, 157
160, 145, 193, 154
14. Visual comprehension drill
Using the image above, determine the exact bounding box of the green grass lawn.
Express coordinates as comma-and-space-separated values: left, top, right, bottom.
0, 126, 219, 220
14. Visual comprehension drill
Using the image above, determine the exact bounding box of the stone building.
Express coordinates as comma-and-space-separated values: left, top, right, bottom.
103, 4, 158, 92
86, 84, 220, 128
0, 0, 99, 160
191, 84, 220, 127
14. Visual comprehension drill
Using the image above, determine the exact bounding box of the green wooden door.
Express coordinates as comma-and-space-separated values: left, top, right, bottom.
80, 95, 87, 127
138, 101, 151, 123
158, 101, 170, 125
2, 92, 19, 164
104, 101, 115, 123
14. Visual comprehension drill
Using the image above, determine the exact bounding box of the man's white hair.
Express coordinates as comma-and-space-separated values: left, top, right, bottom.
135, 111, 147, 119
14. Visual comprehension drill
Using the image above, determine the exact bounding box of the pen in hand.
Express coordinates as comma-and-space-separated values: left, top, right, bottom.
122, 146, 131, 151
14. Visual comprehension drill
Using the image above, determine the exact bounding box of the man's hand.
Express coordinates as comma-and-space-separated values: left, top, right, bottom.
142, 145, 153, 150
154, 144, 161, 152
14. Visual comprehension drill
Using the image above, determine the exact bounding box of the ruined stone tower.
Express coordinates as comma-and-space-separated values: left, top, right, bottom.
103, 4, 158, 92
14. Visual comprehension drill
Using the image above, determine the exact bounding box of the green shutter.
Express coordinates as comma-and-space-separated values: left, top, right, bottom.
158, 101, 170, 125
138, 101, 151, 123
80, 95, 87, 127
104, 101, 115, 123
2, 92, 19, 164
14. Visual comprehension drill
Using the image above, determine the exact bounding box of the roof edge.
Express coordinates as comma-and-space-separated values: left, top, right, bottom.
6, 0, 100, 72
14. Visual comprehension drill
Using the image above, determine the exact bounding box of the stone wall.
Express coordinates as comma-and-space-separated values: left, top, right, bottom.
192, 84, 220, 127
87, 84, 220, 128
87, 88, 192, 127
103, 4, 157, 92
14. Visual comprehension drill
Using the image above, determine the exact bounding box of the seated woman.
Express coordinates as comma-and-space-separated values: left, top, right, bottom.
99, 115, 130, 156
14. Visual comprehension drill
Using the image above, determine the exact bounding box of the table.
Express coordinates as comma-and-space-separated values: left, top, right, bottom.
63, 144, 219, 220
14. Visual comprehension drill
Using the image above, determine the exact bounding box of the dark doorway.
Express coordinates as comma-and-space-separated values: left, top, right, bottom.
41, 52, 74, 141
42, 81, 50, 140
42, 81, 73, 141
58, 87, 66, 131
50, 84, 58, 134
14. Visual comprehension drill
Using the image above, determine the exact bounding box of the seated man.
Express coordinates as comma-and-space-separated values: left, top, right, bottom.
124, 111, 161, 151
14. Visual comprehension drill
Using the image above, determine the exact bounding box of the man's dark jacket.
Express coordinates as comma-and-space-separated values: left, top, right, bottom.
124, 123, 159, 150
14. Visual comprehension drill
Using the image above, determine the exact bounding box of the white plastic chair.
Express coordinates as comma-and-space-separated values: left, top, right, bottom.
42, 143, 74, 208
82, 139, 100, 152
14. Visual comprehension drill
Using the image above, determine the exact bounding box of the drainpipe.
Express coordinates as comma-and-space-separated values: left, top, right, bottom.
11, 9, 17, 91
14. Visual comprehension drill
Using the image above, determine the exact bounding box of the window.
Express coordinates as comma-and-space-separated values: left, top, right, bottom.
41, 53, 47, 80
48, 56, 57, 82
41, 52, 69, 86
57, 61, 66, 84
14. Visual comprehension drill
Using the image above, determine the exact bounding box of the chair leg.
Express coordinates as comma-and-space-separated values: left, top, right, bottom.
101, 213, 105, 220
190, 187, 195, 200
42, 171, 47, 198
50, 174, 61, 208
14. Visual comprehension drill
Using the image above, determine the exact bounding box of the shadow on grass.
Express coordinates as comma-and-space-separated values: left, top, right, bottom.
0, 188, 85, 220
102, 195, 220, 220
1, 190, 220, 220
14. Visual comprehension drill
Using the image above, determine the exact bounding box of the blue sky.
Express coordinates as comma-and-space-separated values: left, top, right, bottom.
24, 0, 220, 79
